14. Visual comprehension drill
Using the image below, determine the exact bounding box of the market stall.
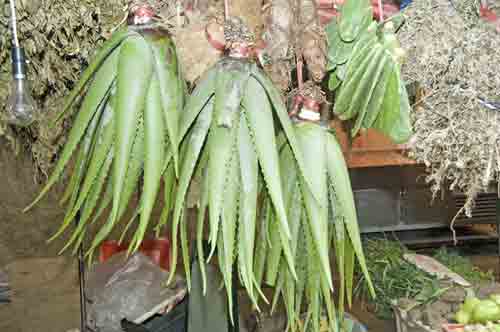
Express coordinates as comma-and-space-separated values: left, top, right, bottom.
0, 0, 499, 332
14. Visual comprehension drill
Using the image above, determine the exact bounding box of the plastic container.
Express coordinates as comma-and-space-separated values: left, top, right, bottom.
99, 237, 171, 271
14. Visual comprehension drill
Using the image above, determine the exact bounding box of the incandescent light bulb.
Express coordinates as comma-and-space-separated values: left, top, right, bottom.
5, 47, 37, 127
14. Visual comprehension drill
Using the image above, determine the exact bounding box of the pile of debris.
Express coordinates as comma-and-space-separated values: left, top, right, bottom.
399, 0, 500, 218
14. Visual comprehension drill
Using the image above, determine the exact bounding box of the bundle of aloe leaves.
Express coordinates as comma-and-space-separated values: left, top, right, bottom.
21, 0, 415, 331
24, 4, 185, 257
326, 0, 412, 143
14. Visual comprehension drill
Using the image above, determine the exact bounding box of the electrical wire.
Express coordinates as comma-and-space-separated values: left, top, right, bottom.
9, 0, 20, 48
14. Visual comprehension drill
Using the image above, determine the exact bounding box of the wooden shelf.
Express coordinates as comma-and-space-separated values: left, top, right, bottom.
331, 120, 417, 168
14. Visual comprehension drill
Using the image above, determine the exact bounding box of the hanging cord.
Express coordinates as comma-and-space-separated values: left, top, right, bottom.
9, 0, 20, 48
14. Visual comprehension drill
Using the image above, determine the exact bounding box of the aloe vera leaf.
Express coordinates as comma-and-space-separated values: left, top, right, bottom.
24, 58, 117, 212
344, 238, 355, 307
250, 66, 316, 203
243, 77, 298, 280
89, 175, 113, 227
55, 28, 129, 122
326, 133, 374, 297
169, 102, 213, 283
220, 145, 240, 325
253, 198, 271, 302
283, 264, 296, 332
340, 28, 378, 88
197, 166, 209, 295
372, 68, 400, 135
87, 116, 145, 256
321, 271, 338, 332
120, 203, 141, 245
328, 70, 342, 91
214, 65, 249, 128
51, 98, 115, 242
237, 112, 259, 305
148, 35, 181, 175
59, 145, 87, 206
294, 220, 307, 323
325, 19, 338, 70
270, 260, 285, 314
59, 149, 113, 255
305, 224, 321, 332
338, 0, 372, 42
111, 34, 153, 226
295, 123, 332, 291
155, 158, 175, 235
179, 67, 217, 140
54, 102, 103, 233
130, 76, 165, 253
329, 186, 346, 314
207, 110, 239, 258
362, 61, 394, 129
180, 207, 191, 291
351, 53, 389, 136
265, 207, 282, 286
385, 72, 412, 144
334, 45, 382, 118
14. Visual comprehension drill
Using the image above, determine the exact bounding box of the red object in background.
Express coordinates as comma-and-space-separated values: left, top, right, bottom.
480, 5, 498, 23
99, 237, 171, 271
316, 0, 401, 25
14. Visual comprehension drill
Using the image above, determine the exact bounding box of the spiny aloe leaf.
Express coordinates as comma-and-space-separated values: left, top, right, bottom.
111, 34, 153, 226
385, 71, 412, 143
148, 35, 181, 175
55, 28, 130, 122
197, 166, 209, 295
243, 77, 297, 280
329, 186, 346, 314
250, 65, 317, 204
372, 66, 402, 139
131, 75, 166, 253
24, 56, 117, 212
50, 99, 115, 242
253, 199, 271, 303
156, 157, 175, 236
237, 113, 259, 305
59, 152, 113, 255
325, 19, 339, 70
296, 123, 332, 290
221, 145, 240, 325
207, 92, 240, 258
265, 203, 282, 286
334, 45, 382, 117
270, 259, 285, 314
214, 63, 249, 128
305, 224, 321, 332
87, 116, 145, 256
338, 0, 372, 42
363, 61, 394, 129
180, 207, 191, 291
344, 239, 355, 307
351, 53, 389, 136
179, 67, 217, 139
326, 133, 374, 297
169, 102, 213, 284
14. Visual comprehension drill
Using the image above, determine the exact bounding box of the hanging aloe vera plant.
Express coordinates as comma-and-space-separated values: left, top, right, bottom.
256, 83, 375, 332
166, 16, 316, 322
23, 2, 184, 257
327, 0, 411, 143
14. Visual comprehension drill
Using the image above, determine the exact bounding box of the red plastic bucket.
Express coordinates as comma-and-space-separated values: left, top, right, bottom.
99, 237, 171, 271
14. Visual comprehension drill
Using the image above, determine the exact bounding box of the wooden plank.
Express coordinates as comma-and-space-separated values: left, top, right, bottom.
331, 120, 417, 168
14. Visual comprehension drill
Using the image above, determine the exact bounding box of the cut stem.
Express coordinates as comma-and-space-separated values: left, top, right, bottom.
224, 0, 230, 19
377, 0, 384, 22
